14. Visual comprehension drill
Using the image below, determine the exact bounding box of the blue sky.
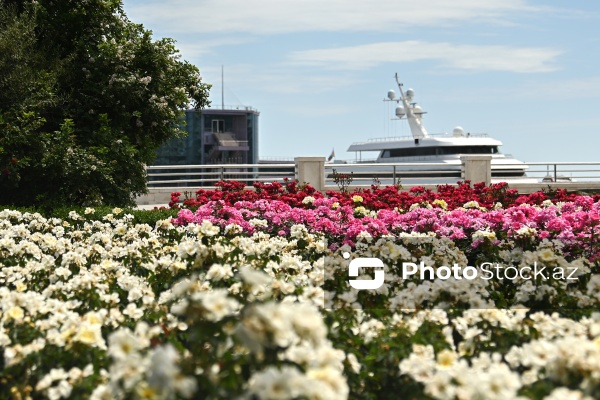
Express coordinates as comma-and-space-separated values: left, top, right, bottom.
123, 0, 600, 163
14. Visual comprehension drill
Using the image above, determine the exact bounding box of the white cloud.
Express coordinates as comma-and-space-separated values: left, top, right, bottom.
516, 76, 600, 99
126, 0, 536, 35
173, 37, 255, 59
200, 63, 365, 96
286, 41, 562, 73
254, 72, 364, 94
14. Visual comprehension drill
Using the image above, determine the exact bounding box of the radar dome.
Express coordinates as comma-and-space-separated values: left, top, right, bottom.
405, 88, 415, 100
413, 105, 423, 115
387, 90, 396, 100
453, 126, 465, 137
395, 106, 405, 117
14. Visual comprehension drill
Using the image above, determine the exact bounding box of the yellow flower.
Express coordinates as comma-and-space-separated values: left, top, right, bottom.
436, 349, 457, 368
74, 324, 102, 346
84, 311, 104, 326
352, 195, 363, 203
135, 382, 159, 400
7, 306, 24, 321
432, 199, 448, 210
354, 206, 367, 216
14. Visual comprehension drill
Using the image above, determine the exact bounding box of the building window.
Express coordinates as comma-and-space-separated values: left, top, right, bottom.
212, 119, 224, 133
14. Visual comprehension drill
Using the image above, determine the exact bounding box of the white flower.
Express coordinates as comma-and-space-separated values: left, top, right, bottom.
436, 349, 457, 369
68, 211, 82, 220
123, 303, 144, 320
290, 224, 308, 239
247, 366, 307, 399
7, 306, 25, 322
306, 366, 349, 399
239, 266, 272, 293
472, 229, 496, 241
516, 226, 537, 237
108, 328, 142, 361
346, 353, 361, 374
199, 220, 220, 236
100, 259, 119, 271
249, 218, 268, 228
543, 388, 594, 400
205, 263, 234, 281
463, 200, 480, 209
73, 322, 106, 349
302, 196, 316, 205
224, 223, 243, 235
54, 266, 72, 279
89, 384, 112, 400
289, 303, 327, 345
194, 289, 239, 321
146, 344, 191, 398
356, 230, 372, 240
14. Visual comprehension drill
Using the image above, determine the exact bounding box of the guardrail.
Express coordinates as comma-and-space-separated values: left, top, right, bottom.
324, 162, 459, 187
146, 163, 296, 190
516, 162, 600, 183
137, 157, 600, 205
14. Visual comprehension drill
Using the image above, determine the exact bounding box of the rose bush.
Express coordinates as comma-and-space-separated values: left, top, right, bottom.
170, 180, 597, 211
2, 183, 600, 399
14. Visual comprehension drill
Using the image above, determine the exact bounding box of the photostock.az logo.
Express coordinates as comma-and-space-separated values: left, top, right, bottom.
345, 252, 385, 290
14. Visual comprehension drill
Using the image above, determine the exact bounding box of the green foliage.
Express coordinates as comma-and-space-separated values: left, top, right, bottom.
0, 0, 211, 207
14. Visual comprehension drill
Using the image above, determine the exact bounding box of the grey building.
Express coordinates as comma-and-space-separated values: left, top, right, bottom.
152, 106, 259, 165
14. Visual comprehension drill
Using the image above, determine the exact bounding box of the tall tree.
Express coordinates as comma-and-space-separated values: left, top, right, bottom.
0, 0, 211, 207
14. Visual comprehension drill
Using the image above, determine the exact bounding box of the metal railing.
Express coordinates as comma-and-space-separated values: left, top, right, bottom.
146, 163, 296, 189
205, 105, 258, 112
325, 162, 459, 187
519, 162, 600, 182
351, 132, 489, 145
146, 161, 600, 189
138, 158, 600, 205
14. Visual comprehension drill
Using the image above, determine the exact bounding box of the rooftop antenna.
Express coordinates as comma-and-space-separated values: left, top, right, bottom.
221, 65, 224, 109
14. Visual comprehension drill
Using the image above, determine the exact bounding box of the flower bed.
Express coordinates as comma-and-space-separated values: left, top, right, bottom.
170, 180, 595, 211
2, 182, 600, 399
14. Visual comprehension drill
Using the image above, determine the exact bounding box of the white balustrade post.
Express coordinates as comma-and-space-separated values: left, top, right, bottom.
295, 156, 326, 192
461, 155, 492, 186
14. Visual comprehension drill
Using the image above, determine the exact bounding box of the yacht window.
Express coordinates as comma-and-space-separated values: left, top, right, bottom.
386, 146, 499, 158
437, 146, 498, 155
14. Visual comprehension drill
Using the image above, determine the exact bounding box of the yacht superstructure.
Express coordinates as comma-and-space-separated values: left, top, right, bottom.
337, 74, 532, 183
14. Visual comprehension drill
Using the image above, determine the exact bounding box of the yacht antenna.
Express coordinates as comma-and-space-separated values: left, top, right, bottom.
394, 73, 429, 139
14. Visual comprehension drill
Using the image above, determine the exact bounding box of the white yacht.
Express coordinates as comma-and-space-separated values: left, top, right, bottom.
332, 74, 534, 185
